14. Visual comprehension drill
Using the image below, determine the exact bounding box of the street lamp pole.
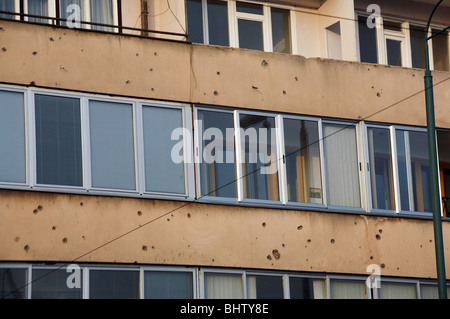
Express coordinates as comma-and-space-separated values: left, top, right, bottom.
424, 0, 448, 299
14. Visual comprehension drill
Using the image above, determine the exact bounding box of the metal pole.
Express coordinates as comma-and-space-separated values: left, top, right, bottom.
424, 0, 447, 299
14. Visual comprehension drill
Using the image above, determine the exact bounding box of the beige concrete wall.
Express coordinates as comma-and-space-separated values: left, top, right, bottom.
0, 20, 448, 128
0, 189, 449, 279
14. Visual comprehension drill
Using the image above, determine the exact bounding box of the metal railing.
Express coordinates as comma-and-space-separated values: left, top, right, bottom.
0, 10, 188, 41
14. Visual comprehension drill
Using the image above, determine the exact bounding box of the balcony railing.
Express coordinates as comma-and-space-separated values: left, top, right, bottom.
0, 9, 188, 41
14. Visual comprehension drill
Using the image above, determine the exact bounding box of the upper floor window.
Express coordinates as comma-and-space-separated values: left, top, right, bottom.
357, 13, 450, 71
186, 0, 292, 53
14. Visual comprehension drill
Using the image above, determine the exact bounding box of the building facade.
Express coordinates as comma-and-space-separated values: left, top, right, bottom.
0, 0, 449, 299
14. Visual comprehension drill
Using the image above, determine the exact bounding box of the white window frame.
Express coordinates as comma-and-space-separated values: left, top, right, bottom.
0, 85, 194, 201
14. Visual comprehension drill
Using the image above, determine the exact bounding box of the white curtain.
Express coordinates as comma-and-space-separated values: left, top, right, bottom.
330, 280, 367, 299
378, 282, 417, 299
28, 0, 48, 22
323, 124, 361, 207
204, 273, 243, 299
90, 0, 113, 31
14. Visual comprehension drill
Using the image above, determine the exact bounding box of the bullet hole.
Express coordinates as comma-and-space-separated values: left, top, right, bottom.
151, 245, 155, 249
213, 91, 219, 96
252, 85, 258, 90
149, 68, 153, 72
0, 27, 5, 32
354, 221, 357, 225
1, 47, 6, 52
282, 90, 286, 95
380, 263, 385, 268
49, 37, 54, 41
377, 92, 381, 97
217, 71, 220, 75
307, 239, 311, 243
412, 74, 415, 77
32, 51, 37, 55
33, 209, 38, 214
330, 239, 335, 244
166, 218, 170, 222
187, 213, 191, 218
154, 52, 157, 56
267, 255, 272, 260
142, 245, 147, 251
80, 202, 84, 206
297, 225, 303, 230
136, 53, 139, 56
82, 235, 85, 239
125, 80, 130, 84
151, 88, 154, 91
295, 76, 298, 81
261, 60, 268, 67
262, 222, 266, 227
376, 234, 381, 240
211, 258, 215, 262
378, 229, 383, 234
62, 238, 68, 244
37, 205, 43, 211
137, 210, 142, 216
282, 243, 285, 247
370, 256, 373, 260
24, 245, 29, 252
429, 239, 433, 243
52, 226, 56, 231
14, 236, 20, 242
272, 249, 281, 260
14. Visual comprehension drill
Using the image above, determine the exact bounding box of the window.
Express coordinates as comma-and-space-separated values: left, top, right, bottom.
326, 22, 342, 60
59, 0, 116, 31
395, 129, 431, 213
366, 126, 395, 211
144, 271, 194, 299
282, 118, 322, 205
35, 94, 83, 187
377, 281, 417, 299
186, 0, 292, 53
197, 109, 237, 199
142, 105, 186, 194
357, 14, 450, 71
0, 0, 16, 20
0, 268, 27, 299
329, 278, 368, 299
322, 123, 361, 208
25, 0, 53, 23
89, 269, 139, 299
0, 90, 26, 184
238, 113, 279, 201
89, 100, 135, 190
32, 268, 82, 299
289, 277, 326, 299
247, 274, 284, 299
437, 130, 450, 217
204, 272, 244, 299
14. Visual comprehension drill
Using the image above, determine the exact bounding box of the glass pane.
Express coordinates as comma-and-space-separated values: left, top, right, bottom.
358, 15, 378, 63
32, 268, 82, 299
396, 130, 431, 212
386, 39, 402, 66
0, 91, 25, 183
238, 19, 264, 51
89, 100, 135, 190
367, 127, 395, 210
437, 130, 450, 216
330, 279, 367, 299
0, 0, 15, 19
198, 110, 237, 198
208, 0, 229, 46
409, 131, 431, 212
432, 29, 450, 72
289, 277, 325, 299
247, 275, 283, 299
323, 123, 361, 208
90, 0, 114, 31
143, 106, 185, 194
35, 94, 82, 187
384, 21, 402, 32
0, 268, 27, 299
236, 1, 263, 15
283, 119, 322, 204
27, 0, 49, 23
59, 0, 85, 27
144, 271, 193, 299
410, 25, 427, 69
240, 114, 279, 201
271, 8, 291, 54
89, 270, 139, 299
204, 273, 243, 299
186, 0, 204, 43
378, 282, 417, 299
